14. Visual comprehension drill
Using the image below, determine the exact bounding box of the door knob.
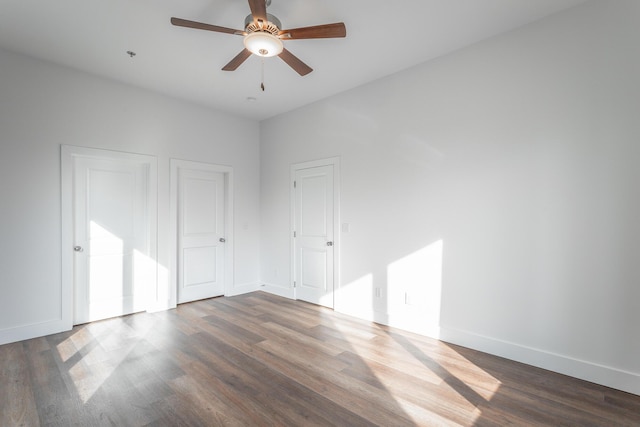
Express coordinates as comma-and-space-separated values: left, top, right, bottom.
219, 238, 226, 243
73, 246, 84, 252
326, 241, 333, 246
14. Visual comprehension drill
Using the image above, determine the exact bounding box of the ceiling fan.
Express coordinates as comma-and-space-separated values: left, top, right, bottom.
171, 0, 346, 77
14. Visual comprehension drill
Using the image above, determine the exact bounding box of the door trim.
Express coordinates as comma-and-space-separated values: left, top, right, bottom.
290, 157, 340, 308
61, 145, 158, 327
170, 159, 234, 307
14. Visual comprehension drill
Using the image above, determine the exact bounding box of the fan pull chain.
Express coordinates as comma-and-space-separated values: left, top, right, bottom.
261, 58, 265, 92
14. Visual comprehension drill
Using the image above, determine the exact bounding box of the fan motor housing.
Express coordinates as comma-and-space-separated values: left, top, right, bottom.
244, 13, 282, 35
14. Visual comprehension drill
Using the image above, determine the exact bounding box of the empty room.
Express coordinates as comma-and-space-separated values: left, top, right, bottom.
1, 0, 639, 425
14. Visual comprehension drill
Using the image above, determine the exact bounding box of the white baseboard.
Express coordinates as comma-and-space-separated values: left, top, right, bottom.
147, 299, 174, 313
226, 282, 261, 297
259, 283, 295, 300
332, 305, 640, 396
14, 286, 628, 397
6, 288, 636, 396
439, 327, 640, 397
0, 318, 71, 346
0, 283, 260, 345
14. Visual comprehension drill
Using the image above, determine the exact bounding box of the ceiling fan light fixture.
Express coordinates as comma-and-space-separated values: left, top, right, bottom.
243, 31, 283, 57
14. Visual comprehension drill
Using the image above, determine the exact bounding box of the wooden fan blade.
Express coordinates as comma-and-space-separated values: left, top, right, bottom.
278, 48, 313, 76
279, 22, 346, 40
222, 49, 252, 71
171, 17, 244, 35
248, 0, 267, 24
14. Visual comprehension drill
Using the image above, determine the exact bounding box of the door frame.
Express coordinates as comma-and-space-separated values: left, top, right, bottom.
170, 159, 234, 307
290, 157, 340, 308
61, 145, 158, 328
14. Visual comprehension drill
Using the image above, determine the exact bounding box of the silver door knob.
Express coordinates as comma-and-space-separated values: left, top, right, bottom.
326, 241, 333, 246
219, 238, 226, 243
73, 246, 84, 252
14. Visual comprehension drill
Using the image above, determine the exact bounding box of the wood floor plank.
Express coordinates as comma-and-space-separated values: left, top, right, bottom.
1, 291, 640, 426
205, 295, 265, 317
251, 334, 464, 426
164, 376, 247, 427
199, 309, 352, 375
251, 340, 422, 426
172, 352, 288, 426
449, 344, 639, 425
0, 343, 40, 427
338, 350, 487, 424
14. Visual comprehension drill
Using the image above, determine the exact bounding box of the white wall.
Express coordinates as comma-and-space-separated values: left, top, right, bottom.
260, 0, 640, 395
0, 47, 261, 344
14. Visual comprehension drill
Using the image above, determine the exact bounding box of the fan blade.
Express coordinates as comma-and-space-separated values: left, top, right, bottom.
171, 17, 244, 35
248, 0, 267, 24
222, 49, 252, 71
278, 48, 313, 76
279, 22, 346, 40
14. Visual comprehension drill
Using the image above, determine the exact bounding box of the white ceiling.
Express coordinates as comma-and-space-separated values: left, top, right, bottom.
0, 0, 588, 121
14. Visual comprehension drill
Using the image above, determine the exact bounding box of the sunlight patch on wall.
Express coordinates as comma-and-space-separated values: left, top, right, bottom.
319, 292, 334, 309
89, 221, 125, 304
87, 221, 127, 321
152, 262, 171, 311
339, 273, 374, 316
134, 249, 158, 307
85, 221, 158, 320
387, 240, 443, 328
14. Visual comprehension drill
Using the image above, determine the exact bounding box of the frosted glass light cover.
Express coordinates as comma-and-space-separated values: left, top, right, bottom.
243, 32, 284, 57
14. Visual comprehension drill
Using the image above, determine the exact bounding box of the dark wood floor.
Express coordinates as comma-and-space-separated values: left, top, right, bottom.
1, 292, 639, 426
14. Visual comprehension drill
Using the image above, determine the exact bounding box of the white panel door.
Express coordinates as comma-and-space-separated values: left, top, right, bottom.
294, 165, 334, 307
73, 156, 151, 324
177, 168, 225, 303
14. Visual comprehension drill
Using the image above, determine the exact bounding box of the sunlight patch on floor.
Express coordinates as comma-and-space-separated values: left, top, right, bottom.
56, 337, 78, 363
55, 317, 157, 404
332, 240, 502, 424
